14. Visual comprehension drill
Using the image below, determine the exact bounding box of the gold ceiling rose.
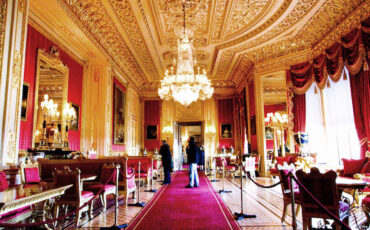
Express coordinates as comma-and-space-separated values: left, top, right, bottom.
158, 0, 214, 107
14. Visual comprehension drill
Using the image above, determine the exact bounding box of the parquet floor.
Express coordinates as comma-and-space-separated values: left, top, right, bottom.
72, 170, 368, 230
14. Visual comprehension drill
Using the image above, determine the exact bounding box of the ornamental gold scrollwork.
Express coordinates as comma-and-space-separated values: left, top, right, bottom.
6, 130, 16, 165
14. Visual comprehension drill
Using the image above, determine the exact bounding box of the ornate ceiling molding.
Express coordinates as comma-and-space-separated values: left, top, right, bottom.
57, 0, 147, 88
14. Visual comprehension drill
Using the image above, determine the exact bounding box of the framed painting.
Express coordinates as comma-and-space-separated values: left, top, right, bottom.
70, 104, 79, 131
265, 127, 274, 140
21, 83, 29, 121
146, 125, 158, 140
220, 123, 232, 139
113, 84, 125, 145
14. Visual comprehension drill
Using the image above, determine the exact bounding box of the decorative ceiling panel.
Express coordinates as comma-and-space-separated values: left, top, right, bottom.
51, 0, 368, 92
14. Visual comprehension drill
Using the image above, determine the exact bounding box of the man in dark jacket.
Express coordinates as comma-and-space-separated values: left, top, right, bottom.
186, 136, 199, 188
159, 140, 172, 184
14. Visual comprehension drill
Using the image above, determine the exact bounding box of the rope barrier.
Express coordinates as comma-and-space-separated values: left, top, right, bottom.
0, 169, 118, 228
291, 175, 351, 230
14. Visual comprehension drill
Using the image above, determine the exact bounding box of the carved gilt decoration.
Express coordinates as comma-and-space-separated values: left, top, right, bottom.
52, 0, 368, 92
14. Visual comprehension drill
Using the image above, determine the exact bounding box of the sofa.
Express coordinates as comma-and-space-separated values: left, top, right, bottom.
37, 156, 136, 204
270, 153, 317, 177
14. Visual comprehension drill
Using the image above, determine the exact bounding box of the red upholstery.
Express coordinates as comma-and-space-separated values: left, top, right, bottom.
0, 171, 9, 191
100, 167, 117, 184
81, 190, 94, 199
215, 157, 223, 167
24, 167, 40, 184
363, 196, 370, 208
361, 161, 370, 174
276, 156, 291, 166
127, 176, 136, 189
280, 168, 299, 190
40, 162, 103, 182
270, 168, 279, 175
127, 158, 152, 174
342, 158, 367, 176
87, 184, 115, 193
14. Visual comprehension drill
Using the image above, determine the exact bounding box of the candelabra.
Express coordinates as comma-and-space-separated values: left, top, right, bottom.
205, 125, 216, 173
38, 94, 60, 150
63, 102, 76, 150
264, 112, 288, 158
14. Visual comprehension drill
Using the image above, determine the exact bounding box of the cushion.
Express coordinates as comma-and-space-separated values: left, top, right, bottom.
362, 196, 370, 208
81, 190, 94, 199
0, 171, 8, 191
339, 201, 350, 213
270, 168, 279, 175
342, 158, 367, 177
24, 167, 40, 184
361, 161, 370, 174
276, 156, 291, 166
87, 184, 115, 193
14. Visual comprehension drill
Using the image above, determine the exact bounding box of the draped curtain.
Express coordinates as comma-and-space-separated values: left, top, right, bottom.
287, 16, 370, 157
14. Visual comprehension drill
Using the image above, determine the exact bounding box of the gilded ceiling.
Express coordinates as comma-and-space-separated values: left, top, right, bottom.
52, 0, 368, 92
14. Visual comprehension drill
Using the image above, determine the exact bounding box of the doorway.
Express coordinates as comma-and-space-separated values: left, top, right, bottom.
173, 121, 204, 170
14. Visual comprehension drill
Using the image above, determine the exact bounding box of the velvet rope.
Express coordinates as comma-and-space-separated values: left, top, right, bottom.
291, 176, 351, 230
119, 167, 135, 180
0, 169, 118, 227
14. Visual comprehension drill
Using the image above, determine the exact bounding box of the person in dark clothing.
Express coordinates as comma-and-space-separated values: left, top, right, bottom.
185, 136, 199, 188
159, 140, 172, 184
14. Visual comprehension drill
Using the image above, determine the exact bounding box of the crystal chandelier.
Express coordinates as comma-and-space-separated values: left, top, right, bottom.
158, 1, 213, 107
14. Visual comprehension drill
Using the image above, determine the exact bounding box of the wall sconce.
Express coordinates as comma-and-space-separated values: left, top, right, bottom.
205, 125, 216, 138
162, 125, 173, 141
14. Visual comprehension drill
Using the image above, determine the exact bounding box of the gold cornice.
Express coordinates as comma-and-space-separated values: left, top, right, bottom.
57, 0, 148, 89
28, 18, 85, 66
313, 1, 370, 56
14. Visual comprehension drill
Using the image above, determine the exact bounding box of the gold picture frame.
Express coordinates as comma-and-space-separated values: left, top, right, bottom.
220, 123, 233, 139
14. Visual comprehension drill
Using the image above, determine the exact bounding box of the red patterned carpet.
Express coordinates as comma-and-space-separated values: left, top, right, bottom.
126, 170, 240, 230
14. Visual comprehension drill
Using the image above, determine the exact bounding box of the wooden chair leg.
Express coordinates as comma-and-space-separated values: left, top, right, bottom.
295, 204, 301, 216
302, 217, 309, 230
103, 193, 107, 212
53, 204, 59, 226
89, 200, 94, 219
281, 202, 288, 222
100, 194, 104, 208
75, 209, 82, 226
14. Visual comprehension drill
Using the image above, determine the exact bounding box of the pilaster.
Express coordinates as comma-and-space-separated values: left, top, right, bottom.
0, 0, 29, 166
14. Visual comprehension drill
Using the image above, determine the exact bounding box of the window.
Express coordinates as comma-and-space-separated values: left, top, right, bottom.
305, 67, 360, 166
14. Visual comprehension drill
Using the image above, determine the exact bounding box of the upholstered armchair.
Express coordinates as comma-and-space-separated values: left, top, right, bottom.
86, 163, 119, 212
53, 166, 96, 226
20, 159, 41, 184
296, 168, 349, 230
277, 163, 301, 225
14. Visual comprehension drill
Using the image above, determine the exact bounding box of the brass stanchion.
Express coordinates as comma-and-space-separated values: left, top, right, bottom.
234, 163, 256, 220
145, 160, 157, 193
290, 174, 297, 230
210, 157, 220, 182
129, 162, 145, 207
219, 159, 232, 194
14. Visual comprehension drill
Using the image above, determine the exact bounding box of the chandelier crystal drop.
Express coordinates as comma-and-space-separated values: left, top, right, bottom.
158, 2, 213, 107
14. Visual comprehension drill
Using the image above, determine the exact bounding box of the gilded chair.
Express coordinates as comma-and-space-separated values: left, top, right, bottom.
243, 157, 256, 178
20, 159, 40, 184
86, 163, 119, 212
296, 168, 349, 230
53, 166, 95, 226
277, 163, 301, 225
362, 195, 370, 224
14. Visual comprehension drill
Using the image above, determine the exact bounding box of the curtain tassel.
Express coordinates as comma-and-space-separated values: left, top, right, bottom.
327, 81, 331, 88
364, 59, 369, 71
343, 70, 348, 80
314, 86, 318, 94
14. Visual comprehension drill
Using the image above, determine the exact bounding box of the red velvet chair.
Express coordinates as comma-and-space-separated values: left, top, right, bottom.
296, 168, 349, 230
86, 163, 119, 212
277, 163, 301, 225
20, 160, 40, 184
53, 166, 96, 226
0, 171, 9, 191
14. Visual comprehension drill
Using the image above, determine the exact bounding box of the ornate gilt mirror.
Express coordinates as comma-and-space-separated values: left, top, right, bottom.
32, 46, 69, 149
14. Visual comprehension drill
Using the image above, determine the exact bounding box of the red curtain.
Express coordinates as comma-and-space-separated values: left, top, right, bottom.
350, 59, 370, 157
292, 94, 306, 133
20, 25, 83, 151
144, 100, 161, 150
287, 62, 314, 94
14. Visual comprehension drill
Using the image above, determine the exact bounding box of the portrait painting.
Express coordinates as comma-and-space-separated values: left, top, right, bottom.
21, 83, 29, 121
70, 104, 79, 131
265, 127, 274, 140
113, 84, 125, 144
146, 125, 158, 140
220, 124, 232, 139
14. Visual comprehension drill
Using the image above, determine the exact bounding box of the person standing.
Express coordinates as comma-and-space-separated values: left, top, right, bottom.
159, 140, 172, 184
186, 136, 199, 188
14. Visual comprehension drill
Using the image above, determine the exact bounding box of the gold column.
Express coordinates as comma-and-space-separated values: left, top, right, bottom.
253, 70, 267, 176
